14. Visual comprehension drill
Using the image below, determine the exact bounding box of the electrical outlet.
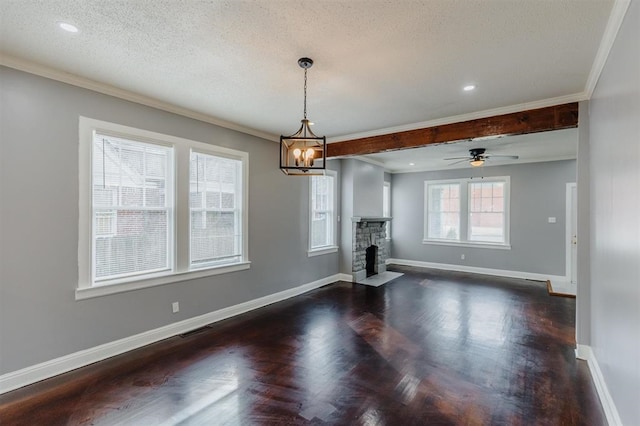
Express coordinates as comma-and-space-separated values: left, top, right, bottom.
548, 217, 557, 223
461, 254, 465, 260
172, 302, 179, 313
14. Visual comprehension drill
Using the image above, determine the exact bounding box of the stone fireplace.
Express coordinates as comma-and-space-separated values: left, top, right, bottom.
351, 217, 390, 282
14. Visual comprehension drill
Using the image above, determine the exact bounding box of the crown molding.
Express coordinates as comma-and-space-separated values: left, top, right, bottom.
3, 0, 629, 150
328, 103, 578, 159
584, 0, 631, 99
327, 93, 584, 144
0, 54, 279, 143
330, 0, 631, 146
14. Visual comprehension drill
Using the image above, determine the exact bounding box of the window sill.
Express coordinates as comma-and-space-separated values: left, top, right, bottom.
307, 246, 339, 257
76, 261, 251, 300
422, 240, 511, 250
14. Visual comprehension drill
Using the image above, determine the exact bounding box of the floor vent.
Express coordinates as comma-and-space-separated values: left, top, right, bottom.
179, 325, 212, 338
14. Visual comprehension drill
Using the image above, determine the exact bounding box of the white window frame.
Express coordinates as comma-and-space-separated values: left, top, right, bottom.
423, 177, 511, 250
90, 136, 176, 283
78, 117, 250, 300
424, 179, 462, 242
383, 181, 391, 240
308, 170, 338, 256
189, 149, 245, 270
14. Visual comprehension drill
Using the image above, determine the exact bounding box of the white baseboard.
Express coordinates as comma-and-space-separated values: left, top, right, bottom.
575, 344, 623, 426
575, 343, 591, 360
386, 258, 565, 283
0, 274, 341, 395
336, 273, 353, 282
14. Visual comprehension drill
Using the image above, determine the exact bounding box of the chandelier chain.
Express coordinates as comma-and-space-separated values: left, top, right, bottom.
303, 68, 308, 120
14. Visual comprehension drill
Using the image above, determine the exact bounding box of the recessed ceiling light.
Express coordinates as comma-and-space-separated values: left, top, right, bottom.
463, 85, 476, 91
58, 22, 79, 33
409, 162, 415, 166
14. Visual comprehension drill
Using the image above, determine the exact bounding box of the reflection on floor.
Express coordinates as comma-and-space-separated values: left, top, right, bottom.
355, 271, 403, 287
547, 279, 577, 297
0, 266, 604, 425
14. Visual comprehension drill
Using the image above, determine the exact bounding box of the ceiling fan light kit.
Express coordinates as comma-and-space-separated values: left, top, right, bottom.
280, 57, 326, 176
469, 148, 486, 167
444, 148, 519, 167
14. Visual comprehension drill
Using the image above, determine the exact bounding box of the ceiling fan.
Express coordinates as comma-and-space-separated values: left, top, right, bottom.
444, 148, 519, 167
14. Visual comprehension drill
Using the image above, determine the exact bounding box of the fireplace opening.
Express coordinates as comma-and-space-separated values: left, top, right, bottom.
365, 245, 378, 277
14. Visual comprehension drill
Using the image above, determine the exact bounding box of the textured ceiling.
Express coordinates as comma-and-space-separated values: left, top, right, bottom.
362, 128, 578, 173
0, 0, 615, 144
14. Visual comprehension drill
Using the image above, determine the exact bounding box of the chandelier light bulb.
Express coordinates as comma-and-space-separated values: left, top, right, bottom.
305, 148, 315, 159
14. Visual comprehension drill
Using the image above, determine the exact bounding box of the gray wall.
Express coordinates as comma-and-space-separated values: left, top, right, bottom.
0, 67, 340, 374
384, 172, 392, 255
391, 160, 576, 276
587, 1, 640, 422
576, 101, 591, 345
352, 161, 384, 217
339, 160, 355, 274
339, 159, 385, 274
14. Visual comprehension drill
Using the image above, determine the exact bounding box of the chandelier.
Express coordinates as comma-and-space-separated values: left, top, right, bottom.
280, 57, 326, 175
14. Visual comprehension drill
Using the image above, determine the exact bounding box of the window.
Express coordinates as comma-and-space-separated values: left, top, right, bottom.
383, 181, 391, 239
468, 181, 505, 243
92, 135, 174, 282
426, 182, 460, 240
190, 152, 243, 268
309, 170, 338, 256
78, 117, 249, 299
424, 177, 510, 248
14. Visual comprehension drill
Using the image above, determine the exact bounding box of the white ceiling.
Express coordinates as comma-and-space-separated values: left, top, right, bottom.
361, 127, 578, 173
0, 0, 616, 146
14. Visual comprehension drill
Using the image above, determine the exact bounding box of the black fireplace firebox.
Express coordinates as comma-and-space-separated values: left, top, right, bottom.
365, 245, 378, 277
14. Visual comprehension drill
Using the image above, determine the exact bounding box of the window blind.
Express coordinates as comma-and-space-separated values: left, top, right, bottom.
92, 134, 173, 281
427, 183, 461, 240
189, 152, 242, 268
310, 174, 334, 249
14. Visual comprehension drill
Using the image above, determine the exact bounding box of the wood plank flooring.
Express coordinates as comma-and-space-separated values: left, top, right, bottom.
0, 266, 605, 425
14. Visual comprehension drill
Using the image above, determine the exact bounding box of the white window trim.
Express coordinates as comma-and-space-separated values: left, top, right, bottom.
423, 179, 462, 243
421, 240, 512, 250
383, 181, 391, 240
78, 117, 250, 300
308, 246, 339, 257
423, 177, 511, 249
467, 176, 510, 246
308, 170, 338, 256
188, 149, 245, 270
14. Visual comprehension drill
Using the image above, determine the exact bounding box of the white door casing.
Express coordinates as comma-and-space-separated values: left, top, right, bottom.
566, 183, 577, 284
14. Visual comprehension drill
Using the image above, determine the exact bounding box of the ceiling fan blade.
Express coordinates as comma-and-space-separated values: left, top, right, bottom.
485, 155, 519, 159
443, 156, 471, 160
448, 159, 470, 166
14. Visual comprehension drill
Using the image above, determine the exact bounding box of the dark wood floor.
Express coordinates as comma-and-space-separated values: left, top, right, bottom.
0, 266, 605, 425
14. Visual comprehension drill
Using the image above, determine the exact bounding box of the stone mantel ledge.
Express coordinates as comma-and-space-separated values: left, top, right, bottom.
351, 217, 392, 223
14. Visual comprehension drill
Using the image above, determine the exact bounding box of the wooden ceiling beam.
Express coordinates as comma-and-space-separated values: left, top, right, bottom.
326, 102, 578, 158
